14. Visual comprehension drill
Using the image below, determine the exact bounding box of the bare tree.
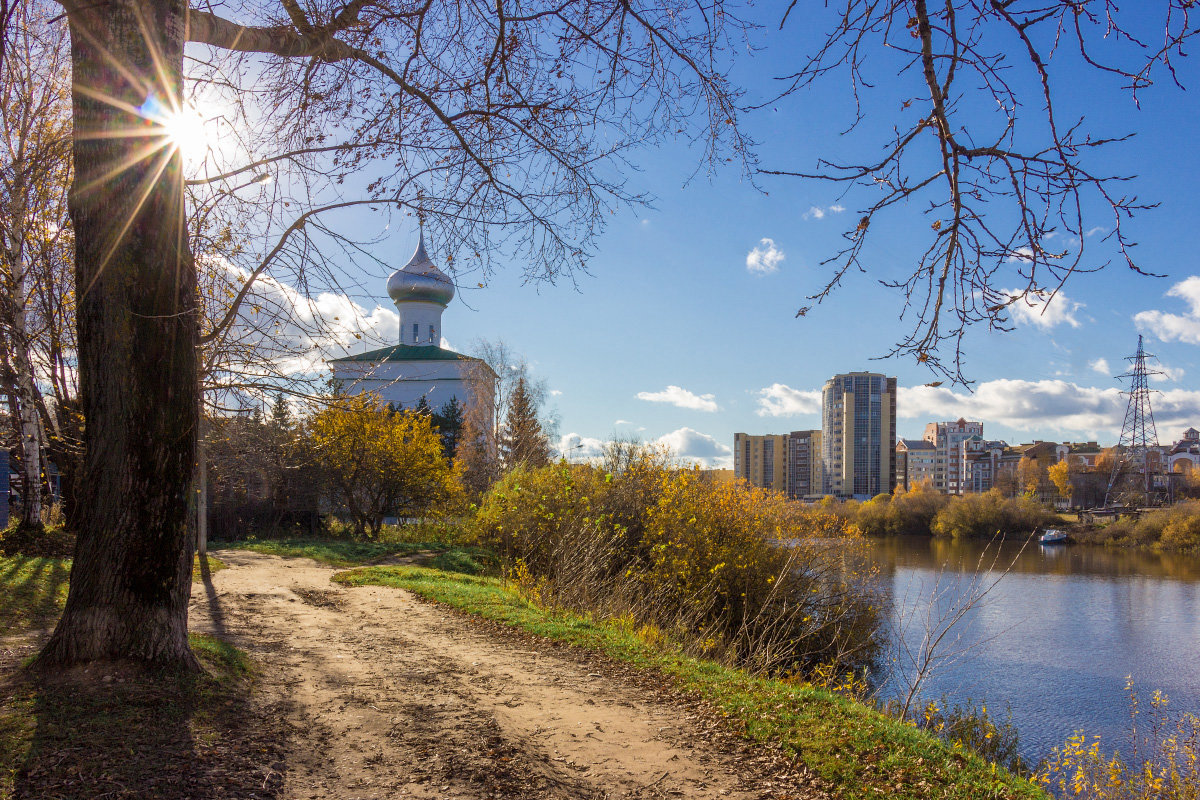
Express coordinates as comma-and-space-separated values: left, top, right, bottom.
34, 0, 750, 668
766, 1, 1196, 381
0, 0, 72, 529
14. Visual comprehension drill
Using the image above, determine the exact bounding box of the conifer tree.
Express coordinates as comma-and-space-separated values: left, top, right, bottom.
498, 377, 551, 471
434, 397, 465, 461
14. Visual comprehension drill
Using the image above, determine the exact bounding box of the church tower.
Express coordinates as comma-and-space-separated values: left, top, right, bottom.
386, 231, 455, 347
329, 233, 495, 428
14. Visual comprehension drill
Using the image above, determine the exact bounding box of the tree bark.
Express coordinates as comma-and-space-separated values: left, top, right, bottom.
36, 0, 199, 669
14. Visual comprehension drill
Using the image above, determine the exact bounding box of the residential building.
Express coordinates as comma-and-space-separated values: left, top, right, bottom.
962, 437, 1008, 493
820, 372, 897, 499
733, 433, 790, 493
1167, 428, 1200, 473
787, 429, 822, 499
896, 438, 936, 492
923, 418, 984, 494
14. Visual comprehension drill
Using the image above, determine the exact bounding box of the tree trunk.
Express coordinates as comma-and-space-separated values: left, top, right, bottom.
36, 0, 199, 669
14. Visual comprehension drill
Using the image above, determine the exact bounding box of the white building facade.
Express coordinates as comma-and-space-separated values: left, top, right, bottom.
330, 235, 495, 426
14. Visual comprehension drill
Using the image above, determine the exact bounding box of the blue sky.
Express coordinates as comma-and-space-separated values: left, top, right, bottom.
234, 7, 1200, 468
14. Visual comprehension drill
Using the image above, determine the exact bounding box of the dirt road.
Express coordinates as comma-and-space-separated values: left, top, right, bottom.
189, 551, 824, 800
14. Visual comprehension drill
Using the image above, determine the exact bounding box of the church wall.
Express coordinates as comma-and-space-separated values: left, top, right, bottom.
332, 360, 493, 430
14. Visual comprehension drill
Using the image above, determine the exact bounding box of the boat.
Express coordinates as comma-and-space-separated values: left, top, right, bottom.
1039, 529, 1068, 545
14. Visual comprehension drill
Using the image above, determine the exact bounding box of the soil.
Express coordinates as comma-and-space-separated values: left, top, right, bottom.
186, 550, 828, 800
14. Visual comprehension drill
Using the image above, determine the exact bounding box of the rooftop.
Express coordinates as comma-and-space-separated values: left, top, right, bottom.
329, 344, 487, 366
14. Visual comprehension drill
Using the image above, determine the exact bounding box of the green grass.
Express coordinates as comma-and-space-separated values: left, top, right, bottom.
333, 565, 1048, 800
191, 553, 226, 582
0, 556, 71, 636
0, 633, 273, 800
0, 555, 227, 640
212, 536, 497, 572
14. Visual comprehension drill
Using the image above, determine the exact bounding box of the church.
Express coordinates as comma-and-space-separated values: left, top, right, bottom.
329, 234, 495, 430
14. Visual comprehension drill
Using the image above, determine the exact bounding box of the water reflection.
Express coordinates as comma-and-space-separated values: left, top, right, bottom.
868, 536, 1200, 763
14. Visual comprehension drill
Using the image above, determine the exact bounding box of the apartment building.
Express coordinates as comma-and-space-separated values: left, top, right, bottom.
786, 429, 823, 499
820, 372, 897, 499
733, 433, 790, 493
923, 418, 984, 494
896, 438, 936, 492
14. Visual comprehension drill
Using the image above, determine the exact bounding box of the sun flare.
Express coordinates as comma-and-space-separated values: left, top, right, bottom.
136, 93, 214, 165
160, 104, 211, 162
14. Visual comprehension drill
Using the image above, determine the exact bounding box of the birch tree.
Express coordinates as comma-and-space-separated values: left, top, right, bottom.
0, 0, 72, 529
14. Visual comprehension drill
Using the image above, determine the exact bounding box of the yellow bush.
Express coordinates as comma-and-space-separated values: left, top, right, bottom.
1039, 681, 1200, 799
472, 459, 885, 677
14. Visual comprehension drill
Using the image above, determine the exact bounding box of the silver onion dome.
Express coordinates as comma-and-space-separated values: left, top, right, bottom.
386, 232, 455, 307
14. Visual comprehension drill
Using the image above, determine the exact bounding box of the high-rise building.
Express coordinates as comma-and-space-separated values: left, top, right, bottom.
733, 433, 789, 493
923, 419, 984, 494
787, 429, 822, 499
820, 372, 897, 499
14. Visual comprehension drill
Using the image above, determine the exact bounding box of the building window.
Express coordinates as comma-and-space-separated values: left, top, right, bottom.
429, 324, 435, 343
412, 323, 419, 343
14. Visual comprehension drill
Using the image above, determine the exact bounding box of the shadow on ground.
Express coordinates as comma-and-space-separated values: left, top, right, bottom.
4, 663, 290, 800
0, 558, 292, 800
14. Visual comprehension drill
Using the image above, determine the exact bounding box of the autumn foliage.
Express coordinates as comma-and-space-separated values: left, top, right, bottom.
309, 393, 462, 538
472, 452, 885, 677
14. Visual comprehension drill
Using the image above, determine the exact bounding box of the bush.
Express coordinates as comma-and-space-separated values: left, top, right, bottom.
918, 697, 1027, 776
1039, 681, 1200, 799
1091, 501, 1200, 552
471, 457, 885, 678
930, 490, 1055, 540
855, 484, 949, 537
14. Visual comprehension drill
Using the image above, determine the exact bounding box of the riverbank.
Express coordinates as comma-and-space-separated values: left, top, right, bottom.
0, 546, 1047, 800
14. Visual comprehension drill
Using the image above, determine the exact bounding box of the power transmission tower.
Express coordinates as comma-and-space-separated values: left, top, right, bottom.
1104, 335, 1168, 509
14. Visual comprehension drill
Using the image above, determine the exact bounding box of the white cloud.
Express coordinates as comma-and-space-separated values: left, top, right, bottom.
1135, 276, 1200, 344
803, 204, 846, 221
1005, 289, 1083, 330
1088, 357, 1111, 375
655, 427, 733, 468
1161, 365, 1186, 382
1085, 226, 1107, 238
896, 379, 1200, 438
636, 385, 718, 412
1005, 247, 1035, 263
1159, 363, 1186, 382
556, 433, 607, 461
755, 383, 822, 417
212, 258, 402, 377
550, 389, 563, 397
614, 419, 633, 426
745, 238, 785, 275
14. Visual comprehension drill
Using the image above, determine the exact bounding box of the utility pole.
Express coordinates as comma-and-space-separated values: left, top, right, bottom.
1104, 335, 1167, 509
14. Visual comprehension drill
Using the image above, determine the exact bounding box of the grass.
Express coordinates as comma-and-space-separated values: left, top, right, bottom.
334, 565, 1048, 800
0, 633, 281, 800
0, 555, 226, 640
212, 536, 497, 572
0, 557, 71, 637
0, 552, 274, 800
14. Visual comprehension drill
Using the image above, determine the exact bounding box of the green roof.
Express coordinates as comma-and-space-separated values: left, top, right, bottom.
329, 344, 481, 364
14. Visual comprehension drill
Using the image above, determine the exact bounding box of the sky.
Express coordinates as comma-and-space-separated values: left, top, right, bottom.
203, 7, 1200, 469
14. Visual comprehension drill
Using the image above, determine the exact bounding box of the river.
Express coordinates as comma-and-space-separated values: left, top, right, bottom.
866, 536, 1200, 763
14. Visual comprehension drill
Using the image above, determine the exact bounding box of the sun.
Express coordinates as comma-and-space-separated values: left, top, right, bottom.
136, 93, 215, 166
160, 103, 212, 163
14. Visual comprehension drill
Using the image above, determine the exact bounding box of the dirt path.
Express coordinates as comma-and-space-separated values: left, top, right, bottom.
190, 551, 824, 800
